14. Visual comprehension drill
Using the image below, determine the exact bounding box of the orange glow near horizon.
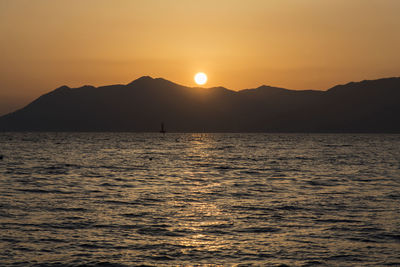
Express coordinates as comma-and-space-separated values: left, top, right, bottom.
0, 0, 399, 115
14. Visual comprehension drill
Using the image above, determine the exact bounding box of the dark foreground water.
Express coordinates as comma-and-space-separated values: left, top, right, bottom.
0, 133, 399, 266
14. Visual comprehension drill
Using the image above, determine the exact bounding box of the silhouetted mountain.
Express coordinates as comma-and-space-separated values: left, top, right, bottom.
0, 77, 399, 132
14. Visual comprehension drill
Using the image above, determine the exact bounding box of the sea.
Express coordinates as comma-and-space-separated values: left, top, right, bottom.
0, 133, 399, 266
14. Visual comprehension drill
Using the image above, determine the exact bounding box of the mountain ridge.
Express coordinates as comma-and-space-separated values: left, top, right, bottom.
0, 76, 399, 132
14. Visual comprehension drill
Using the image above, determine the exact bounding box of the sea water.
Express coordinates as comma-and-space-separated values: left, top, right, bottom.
0, 133, 399, 266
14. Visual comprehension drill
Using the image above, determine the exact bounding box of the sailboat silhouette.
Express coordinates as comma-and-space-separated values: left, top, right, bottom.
160, 122, 166, 134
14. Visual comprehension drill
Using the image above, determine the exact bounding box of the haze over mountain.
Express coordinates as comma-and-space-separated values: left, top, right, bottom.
0, 77, 399, 132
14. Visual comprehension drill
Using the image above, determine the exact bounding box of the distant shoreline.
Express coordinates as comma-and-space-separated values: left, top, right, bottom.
1, 76, 399, 133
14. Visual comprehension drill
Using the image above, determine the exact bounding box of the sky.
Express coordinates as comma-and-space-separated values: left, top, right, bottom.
1, 0, 399, 115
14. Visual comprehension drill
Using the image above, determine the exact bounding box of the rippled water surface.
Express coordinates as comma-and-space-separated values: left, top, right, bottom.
0, 133, 399, 266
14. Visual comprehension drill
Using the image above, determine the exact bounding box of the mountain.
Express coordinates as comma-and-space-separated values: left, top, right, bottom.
0, 76, 399, 132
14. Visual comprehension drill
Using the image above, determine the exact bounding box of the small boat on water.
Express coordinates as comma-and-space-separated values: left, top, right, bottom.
160, 122, 166, 134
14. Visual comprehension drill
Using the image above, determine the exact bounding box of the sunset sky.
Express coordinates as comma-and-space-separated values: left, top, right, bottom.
1, 0, 399, 115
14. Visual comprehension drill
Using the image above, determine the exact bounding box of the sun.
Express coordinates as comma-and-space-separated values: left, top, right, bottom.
194, 72, 208, 85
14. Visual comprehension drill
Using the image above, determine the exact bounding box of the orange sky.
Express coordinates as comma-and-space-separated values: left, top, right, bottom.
1, 0, 399, 115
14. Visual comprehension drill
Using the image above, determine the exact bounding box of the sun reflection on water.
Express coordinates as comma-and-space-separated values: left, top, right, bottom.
169, 135, 233, 254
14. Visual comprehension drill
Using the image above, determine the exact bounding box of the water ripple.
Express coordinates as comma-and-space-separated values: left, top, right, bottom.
0, 133, 399, 266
